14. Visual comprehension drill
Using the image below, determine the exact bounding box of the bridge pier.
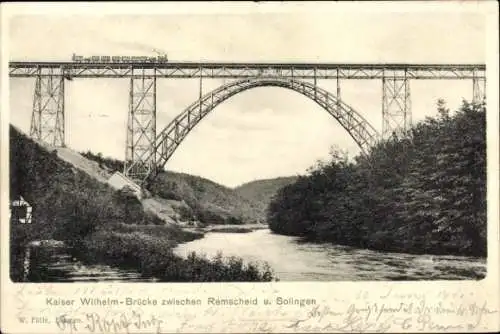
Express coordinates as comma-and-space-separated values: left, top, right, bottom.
382, 73, 412, 139
30, 68, 65, 147
124, 69, 157, 182
472, 69, 486, 104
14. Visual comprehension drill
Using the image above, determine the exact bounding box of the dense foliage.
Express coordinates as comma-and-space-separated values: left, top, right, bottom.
267, 101, 487, 257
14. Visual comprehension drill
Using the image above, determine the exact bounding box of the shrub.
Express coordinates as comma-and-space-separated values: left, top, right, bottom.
78, 230, 276, 282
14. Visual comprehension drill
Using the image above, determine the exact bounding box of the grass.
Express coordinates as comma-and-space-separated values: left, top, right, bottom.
205, 226, 254, 233
101, 222, 204, 245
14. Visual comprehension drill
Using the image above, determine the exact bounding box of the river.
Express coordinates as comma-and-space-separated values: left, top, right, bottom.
26, 229, 486, 282
173, 229, 487, 281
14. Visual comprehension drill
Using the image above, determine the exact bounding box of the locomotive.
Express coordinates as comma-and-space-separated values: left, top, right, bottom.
72, 53, 168, 63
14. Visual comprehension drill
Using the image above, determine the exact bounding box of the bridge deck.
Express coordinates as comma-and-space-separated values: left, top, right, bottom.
9, 61, 486, 79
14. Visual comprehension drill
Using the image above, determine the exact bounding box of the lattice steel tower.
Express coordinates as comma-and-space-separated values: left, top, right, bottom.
124, 70, 157, 182
30, 67, 65, 147
382, 72, 411, 139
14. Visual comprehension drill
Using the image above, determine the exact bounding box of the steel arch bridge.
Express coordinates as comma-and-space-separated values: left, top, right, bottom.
8, 60, 486, 185
136, 78, 379, 181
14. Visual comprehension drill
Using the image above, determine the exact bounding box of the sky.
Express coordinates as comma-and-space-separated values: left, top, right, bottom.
5, 3, 488, 187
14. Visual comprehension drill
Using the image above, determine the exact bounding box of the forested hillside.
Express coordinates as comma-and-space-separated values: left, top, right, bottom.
267, 100, 487, 257
80, 152, 265, 224
235, 176, 298, 219
9, 126, 163, 280
148, 171, 263, 225
10, 126, 274, 282
9, 127, 162, 238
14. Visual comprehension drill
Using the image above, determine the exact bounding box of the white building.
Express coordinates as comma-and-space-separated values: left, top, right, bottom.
10, 196, 33, 224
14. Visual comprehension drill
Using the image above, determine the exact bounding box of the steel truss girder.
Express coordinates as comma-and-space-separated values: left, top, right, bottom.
138, 78, 380, 181
382, 75, 411, 139
29, 68, 65, 147
9, 62, 486, 80
124, 72, 157, 182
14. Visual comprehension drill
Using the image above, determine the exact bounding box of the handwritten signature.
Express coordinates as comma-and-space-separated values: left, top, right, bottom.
56, 311, 164, 334
287, 311, 403, 333
285, 300, 498, 333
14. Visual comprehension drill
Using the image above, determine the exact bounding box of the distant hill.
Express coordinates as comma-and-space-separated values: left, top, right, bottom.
149, 171, 263, 225
234, 176, 299, 218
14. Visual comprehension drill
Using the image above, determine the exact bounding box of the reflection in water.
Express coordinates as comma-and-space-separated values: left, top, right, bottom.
27, 244, 155, 282
173, 229, 486, 281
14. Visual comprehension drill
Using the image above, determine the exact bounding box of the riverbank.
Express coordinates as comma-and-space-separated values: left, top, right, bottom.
70, 222, 275, 282
295, 234, 488, 259
182, 223, 269, 234
15, 217, 276, 283
23, 222, 276, 282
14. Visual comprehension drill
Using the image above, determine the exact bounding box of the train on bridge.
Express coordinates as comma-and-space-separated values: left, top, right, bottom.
72, 53, 168, 63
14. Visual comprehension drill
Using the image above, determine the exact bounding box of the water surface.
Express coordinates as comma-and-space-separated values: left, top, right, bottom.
174, 229, 486, 281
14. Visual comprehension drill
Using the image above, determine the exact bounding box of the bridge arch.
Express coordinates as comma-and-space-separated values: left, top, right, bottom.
144, 78, 380, 182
